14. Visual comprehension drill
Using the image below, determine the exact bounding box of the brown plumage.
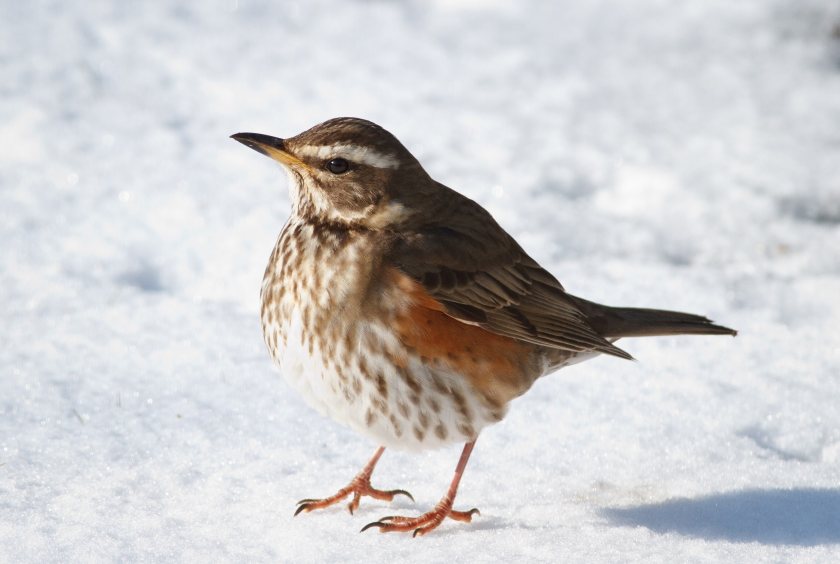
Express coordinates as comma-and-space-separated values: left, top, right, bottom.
232, 117, 736, 537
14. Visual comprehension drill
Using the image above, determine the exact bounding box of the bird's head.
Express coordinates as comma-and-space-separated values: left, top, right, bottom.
232, 117, 434, 228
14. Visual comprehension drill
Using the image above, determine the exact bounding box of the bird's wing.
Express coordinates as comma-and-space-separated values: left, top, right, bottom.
387, 186, 632, 360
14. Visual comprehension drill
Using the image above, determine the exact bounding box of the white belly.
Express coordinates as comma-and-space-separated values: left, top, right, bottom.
260, 219, 502, 451
267, 304, 500, 451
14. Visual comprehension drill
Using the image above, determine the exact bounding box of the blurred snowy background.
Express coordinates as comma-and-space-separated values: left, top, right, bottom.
2, 0, 840, 561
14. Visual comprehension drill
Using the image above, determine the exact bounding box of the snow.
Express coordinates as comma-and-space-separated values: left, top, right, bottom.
2, 0, 840, 561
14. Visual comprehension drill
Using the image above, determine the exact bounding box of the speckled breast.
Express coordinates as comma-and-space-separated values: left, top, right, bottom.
259, 217, 527, 451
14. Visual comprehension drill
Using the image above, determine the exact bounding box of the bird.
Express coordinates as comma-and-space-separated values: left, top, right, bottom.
231, 117, 736, 537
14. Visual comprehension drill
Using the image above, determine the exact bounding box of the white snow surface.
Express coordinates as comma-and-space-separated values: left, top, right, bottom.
3, 1, 840, 561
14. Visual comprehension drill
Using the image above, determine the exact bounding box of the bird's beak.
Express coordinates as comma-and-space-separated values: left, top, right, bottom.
230, 132, 307, 167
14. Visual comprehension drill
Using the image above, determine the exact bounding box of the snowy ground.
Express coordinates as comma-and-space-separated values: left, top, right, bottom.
3, 0, 840, 561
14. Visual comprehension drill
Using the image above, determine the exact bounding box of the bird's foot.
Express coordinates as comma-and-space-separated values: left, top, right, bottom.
295, 475, 413, 516
361, 498, 480, 537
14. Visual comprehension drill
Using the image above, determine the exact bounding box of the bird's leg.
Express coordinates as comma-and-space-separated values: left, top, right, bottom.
361, 440, 479, 537
295, 446, 413, 516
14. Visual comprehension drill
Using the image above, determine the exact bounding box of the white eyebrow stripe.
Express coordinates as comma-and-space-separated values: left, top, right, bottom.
296, 144, 401, 169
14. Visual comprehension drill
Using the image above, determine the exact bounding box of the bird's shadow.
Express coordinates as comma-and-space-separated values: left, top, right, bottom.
601, 488, 840, 546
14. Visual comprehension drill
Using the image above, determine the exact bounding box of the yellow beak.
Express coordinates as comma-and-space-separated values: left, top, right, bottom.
230, 132, 307, 167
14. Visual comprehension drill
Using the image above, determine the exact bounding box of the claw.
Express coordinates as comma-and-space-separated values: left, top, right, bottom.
294, 503, 311, 517
348, 492, 362, 515
389, 489, 415, 502
360, 521, 386, 533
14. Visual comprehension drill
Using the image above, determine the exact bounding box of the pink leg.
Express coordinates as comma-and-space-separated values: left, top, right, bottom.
295, 446, 413, 515
361, 440, 480, 537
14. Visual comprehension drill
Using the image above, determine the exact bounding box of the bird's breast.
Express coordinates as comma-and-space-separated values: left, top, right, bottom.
260, 219, 378, 358
257, 218, 543, 450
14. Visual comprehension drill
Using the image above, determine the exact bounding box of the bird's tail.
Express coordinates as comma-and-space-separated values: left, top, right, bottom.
566, 294, 737, 339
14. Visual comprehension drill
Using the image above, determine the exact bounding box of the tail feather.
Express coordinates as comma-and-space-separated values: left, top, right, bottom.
566, 294, 737, 339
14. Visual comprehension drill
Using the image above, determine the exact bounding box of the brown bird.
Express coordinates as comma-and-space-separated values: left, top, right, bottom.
231, 118, 736, 537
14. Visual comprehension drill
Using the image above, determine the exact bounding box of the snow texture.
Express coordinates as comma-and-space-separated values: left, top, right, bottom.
2, 0, 840, 561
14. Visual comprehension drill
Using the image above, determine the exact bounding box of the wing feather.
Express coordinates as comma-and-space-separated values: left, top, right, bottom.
387, 185, 632, 360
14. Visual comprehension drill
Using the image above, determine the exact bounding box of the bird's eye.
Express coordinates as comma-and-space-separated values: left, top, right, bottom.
326, 158, 350, 174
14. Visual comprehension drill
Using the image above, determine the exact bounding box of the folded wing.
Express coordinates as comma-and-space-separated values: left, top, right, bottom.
388, 185, 633, 360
